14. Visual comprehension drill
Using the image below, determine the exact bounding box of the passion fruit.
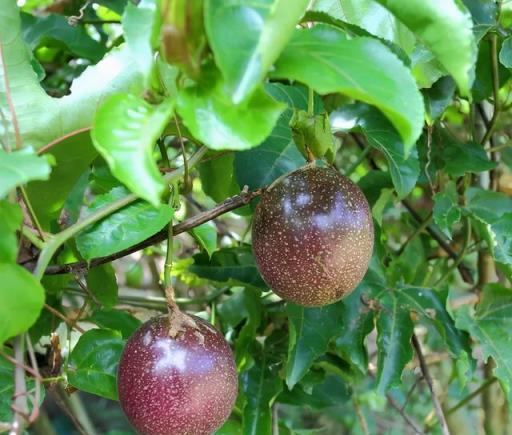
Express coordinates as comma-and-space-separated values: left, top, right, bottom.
117, 314, 238, 435
252, 166, 373, 306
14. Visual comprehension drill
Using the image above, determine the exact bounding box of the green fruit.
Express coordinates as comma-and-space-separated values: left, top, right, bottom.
252, 166, 374, 306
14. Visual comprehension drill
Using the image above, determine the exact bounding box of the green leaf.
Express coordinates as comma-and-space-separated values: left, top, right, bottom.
0, 201, 22, 263
0, 1, 143, 152
398, 287, 469, 359
87, 309, 141, 339
190, 246, 266, 289
500, 36, 512, 68
234, 83, 309, 190
272, 25, 424, 150
335, 285, 376, 375
216, 419, 243, 435
433, 181, 461, 239
205, 0, 309, 103
332, 104, 419, 198
456, 284, 512, 406
92, 94, 173, 206
0, 148, 52, 199
443, 140, 496, 177
122, 0, 160, 84
466, 188, 512, 223
423, 76, 457, 123
21, 12, 106, 62
191, 221, 218, 258
0, 263, 45, 346
86, 264, 119, 308
375, 0, 476, 96
241, 351, 283, 435
310, 0, 415, 54
278, 374, 350, 410
68, 329, 124, 400
489, 213, 512, 265
286, 301, 344, 389
198, 153, 239, 202
375, 291, 414, 394
177, 68, 285, 151
76, 187, 173, 260
234, 289, 262, 369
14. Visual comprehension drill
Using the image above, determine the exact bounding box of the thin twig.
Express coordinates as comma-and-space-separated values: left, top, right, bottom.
353, 395, 370, 435
446, 377, 497, 416
37, 127, 91, 155
412, 335, 451, 435
0, 42, 22, 150
386, 393, 425, 435
44, 188, 263, 275
43, 304, 86, 333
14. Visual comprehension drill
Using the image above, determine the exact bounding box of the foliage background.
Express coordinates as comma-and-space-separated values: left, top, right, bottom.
1, 0, 512, 434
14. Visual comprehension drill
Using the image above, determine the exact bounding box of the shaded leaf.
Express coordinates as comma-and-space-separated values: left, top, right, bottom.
375, 291, 414, 393
177, 69, 284, 151
21, 12, 106, 62
234, 83, 312, 190
332, 103, 419, 198
278, 374, 349, 410
205, 0, 309, 103
286, 301, 344, 389
443, 140, 496, 177
272, 24, 424, 150
86, 264, 119, 308
375, 0, 476, 96
87, 309, 141, 339
68, 329, 124, 400
0, 148, 52, 199
0, 201, 22, 263
335, 285, 376, 375
433, 181, 461, 239
190, 246, 266, 289
0, 263, 45, 346
423, 76, 457, 123
76, 187, 173, 260
241, 351, 283, 435
92, 94, 173, 206
398, 287, 470, 359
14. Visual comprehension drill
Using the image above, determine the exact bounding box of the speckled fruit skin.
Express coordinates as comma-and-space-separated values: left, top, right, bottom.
117, 315, 238, 435
252, 166, 374, 306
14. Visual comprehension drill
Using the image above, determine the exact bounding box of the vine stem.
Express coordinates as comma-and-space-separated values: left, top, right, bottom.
480, 33, 500, 147
10, 336, 28, 435
412, 334, 451, 435
33, 146, 207, 280
44, 186, 262, 275
446, 377, 496, 417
